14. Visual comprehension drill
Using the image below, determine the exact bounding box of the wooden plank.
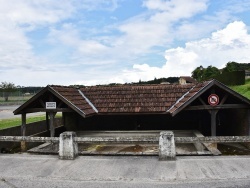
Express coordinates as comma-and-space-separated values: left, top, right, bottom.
203, 143, 221, 155
211, 110, 218, 136
198, 97, 211, 114
185, 104, 249, 110
219, 94, 228, 105
248, 109, 250, 136
49, 112, 56, 137
57, 101, 63, 108
192, 130, 205, 152
39, 99, 46, 108
193, 130, 221, 155
21, 113, 26, 136
46, 112, 49, 131
24, 108, 73, 113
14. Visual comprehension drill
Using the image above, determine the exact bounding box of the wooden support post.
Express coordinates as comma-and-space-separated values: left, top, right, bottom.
211, 110, 218, 136
62, 112, 65, 127
21, 113, 27, 152
49, 112, 56, 137
211, 110, 218, 149
248, 110, 250, 136
46, 112, 49, 131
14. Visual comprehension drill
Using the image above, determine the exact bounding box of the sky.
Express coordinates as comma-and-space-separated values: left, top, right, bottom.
1, 0, 250, 86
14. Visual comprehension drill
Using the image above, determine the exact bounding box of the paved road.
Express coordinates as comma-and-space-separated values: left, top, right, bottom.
0, 105, 44, 119
0, 154, 250, 187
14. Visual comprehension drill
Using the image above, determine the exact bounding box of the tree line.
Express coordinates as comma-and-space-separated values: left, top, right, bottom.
0, 82, 43, 101
192, 62, 250, 82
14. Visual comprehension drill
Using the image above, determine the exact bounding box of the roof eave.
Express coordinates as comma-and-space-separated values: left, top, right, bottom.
169, 80, 213, 117
169, 79, 250, 117
48, 86, 87, 118
13, 86, 49, 115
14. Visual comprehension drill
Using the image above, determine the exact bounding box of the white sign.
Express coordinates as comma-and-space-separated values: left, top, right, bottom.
46, 102, 56, 109
208, 94, 219, 106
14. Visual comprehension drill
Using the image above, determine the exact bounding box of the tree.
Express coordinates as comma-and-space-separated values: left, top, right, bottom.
203, 65, 220, 80
0, 82, 17, 101
191, 65, 220, 82
191, 66, 204, 82
223, 61, 250, 73
223, 61, 239, 72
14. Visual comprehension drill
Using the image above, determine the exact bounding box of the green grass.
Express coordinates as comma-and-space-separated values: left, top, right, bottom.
230, 79, 250, 99
0, 114, 62, 130
0, 116, 46, 130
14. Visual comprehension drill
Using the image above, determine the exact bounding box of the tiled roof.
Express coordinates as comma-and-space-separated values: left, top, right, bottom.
167, 81, 209, 115
51, 86, 96, 115
80, 84, 193, 114
51, 83, 208, 116
14, 79, 250, 117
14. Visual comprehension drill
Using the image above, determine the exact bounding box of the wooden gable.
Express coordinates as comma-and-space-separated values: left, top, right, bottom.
13, 86, 87, 117
169, 80, 250, 116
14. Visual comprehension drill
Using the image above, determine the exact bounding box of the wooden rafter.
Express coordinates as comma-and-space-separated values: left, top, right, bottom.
24, 108, 73, 113
185, 104, 249, 111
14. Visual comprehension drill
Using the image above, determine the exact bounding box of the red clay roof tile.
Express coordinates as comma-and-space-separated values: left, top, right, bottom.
50, 82, 210, 115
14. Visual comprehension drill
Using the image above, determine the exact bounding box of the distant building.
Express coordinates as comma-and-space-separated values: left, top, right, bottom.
179, 76, 197, 85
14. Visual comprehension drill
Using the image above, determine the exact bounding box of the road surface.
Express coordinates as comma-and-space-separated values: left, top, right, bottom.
0, 154, 250, 187
0, 105, 44, 119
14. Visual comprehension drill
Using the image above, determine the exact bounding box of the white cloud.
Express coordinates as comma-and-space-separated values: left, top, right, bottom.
0, 0, 76, 27
0, 0, 80, 73
110, 21, 250, 83
115, 0, 209, 55
2, 0, 250, 87
143, 0, 208, 21
77, 0, 120, 11
0, 0, 109, 86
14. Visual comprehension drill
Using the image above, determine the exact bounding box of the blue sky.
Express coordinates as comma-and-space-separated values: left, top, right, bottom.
1, 0, 250, 86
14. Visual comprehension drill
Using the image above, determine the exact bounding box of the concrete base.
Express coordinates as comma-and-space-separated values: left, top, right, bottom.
1, 154, 250, 187
159, 131, 176, 161
59, 132, 78, 160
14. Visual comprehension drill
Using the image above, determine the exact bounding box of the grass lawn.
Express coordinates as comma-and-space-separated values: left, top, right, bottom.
230, 79, 250, 99
0, 116, 46, 130
0, 114, 62, 130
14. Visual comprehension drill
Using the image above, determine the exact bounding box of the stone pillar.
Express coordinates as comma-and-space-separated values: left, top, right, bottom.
59, 132, 78, 160
159, 131, 176, 161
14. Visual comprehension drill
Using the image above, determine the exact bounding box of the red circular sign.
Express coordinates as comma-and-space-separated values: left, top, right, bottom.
208, 94, 219, 106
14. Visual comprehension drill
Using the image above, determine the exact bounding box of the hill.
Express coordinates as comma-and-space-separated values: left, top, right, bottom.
230, 79, 250, 99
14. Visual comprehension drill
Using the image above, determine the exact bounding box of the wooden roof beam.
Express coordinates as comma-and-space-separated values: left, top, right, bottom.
185, 104, 249, 111
24, 108, 73, 113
